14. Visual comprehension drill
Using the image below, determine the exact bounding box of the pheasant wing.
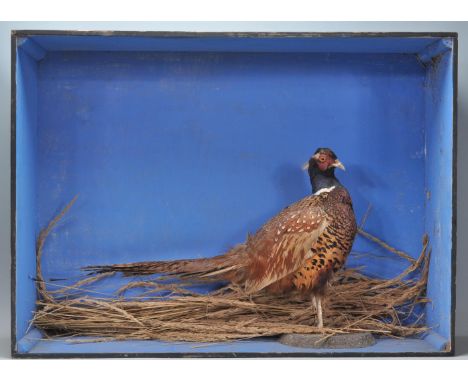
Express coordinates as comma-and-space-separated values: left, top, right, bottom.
244, 195, 329, 293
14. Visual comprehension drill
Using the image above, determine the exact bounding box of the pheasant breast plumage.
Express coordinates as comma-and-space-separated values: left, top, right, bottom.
84, 148, 357, 328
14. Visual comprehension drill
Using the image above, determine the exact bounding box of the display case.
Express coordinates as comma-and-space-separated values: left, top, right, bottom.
11, 31, 457, 357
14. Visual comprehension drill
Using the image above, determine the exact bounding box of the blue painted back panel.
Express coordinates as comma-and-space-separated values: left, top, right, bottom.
35, 51, 426, 277
14, 36, 455, 352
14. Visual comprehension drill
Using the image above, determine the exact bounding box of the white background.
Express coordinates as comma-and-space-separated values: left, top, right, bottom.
1, 0, 467, 377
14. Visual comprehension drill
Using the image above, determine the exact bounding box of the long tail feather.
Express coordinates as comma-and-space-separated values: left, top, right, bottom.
82, 244, 247, 282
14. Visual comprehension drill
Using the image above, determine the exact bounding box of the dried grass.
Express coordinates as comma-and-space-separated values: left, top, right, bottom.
32, 197, 431, 343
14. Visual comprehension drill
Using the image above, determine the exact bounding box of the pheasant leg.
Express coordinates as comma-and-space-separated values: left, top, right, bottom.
316, 296, 323, 329
311, 295, 323, 328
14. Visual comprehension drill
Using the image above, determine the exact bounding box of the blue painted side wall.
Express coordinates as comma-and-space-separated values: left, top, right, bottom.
15, 46, 38, 346
29, 35, 439, 54
424, 49, 454, 342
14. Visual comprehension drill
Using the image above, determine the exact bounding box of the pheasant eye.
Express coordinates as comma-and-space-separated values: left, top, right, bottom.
319, 156, 326, 162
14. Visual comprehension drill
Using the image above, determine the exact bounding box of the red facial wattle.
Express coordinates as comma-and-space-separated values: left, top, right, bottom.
316, 161, 327, 171
316, 156, 335, 171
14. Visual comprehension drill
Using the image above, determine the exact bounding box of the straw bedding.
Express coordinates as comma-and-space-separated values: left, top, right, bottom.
31, 197, 431, 343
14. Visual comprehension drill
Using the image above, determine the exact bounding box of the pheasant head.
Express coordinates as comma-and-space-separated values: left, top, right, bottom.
303, 148, 346, 194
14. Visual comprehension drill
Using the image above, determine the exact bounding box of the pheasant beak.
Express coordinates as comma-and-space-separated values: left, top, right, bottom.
332, 160, 346, 171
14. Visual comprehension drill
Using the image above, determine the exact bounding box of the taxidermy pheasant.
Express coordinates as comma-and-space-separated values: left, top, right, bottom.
84, 148, 357, 328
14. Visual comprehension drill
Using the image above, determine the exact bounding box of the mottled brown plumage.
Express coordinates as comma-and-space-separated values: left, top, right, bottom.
84, 148, 357, 327
266, 187, 356, 296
